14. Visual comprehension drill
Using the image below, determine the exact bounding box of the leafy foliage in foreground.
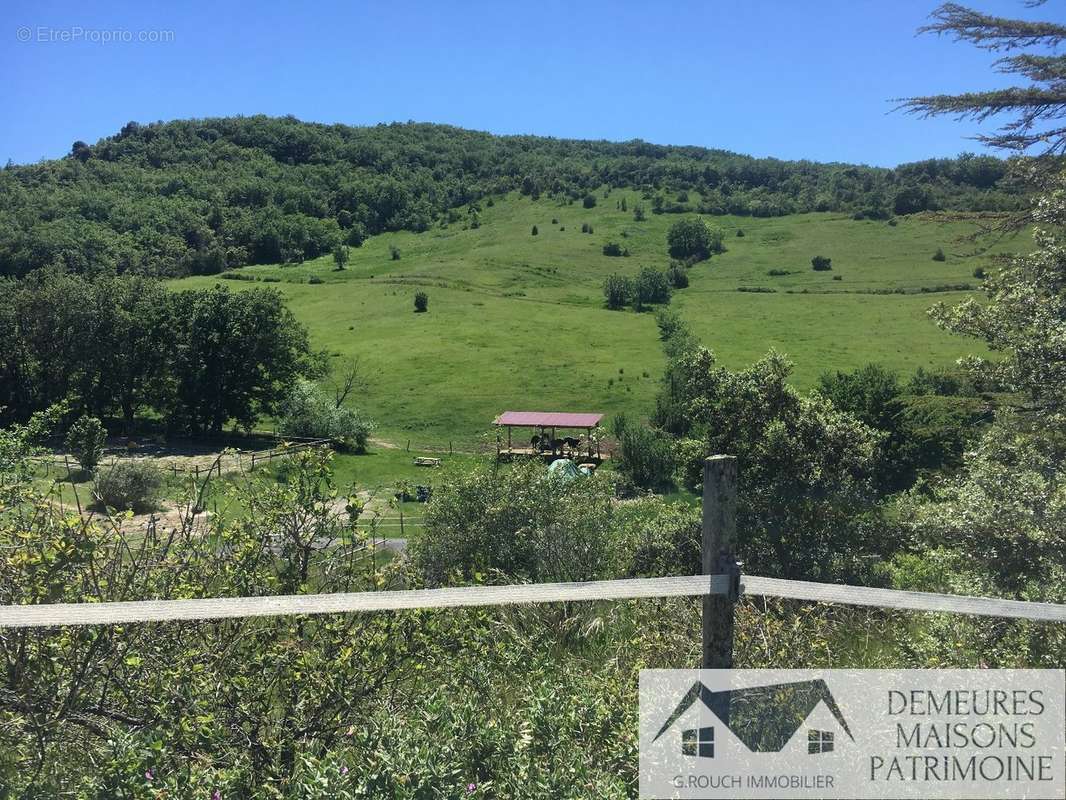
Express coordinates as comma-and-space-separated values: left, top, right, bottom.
0, 116, 1025, 279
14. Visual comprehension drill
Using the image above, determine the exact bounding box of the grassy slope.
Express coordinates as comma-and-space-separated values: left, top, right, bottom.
173, 191, 1028, 445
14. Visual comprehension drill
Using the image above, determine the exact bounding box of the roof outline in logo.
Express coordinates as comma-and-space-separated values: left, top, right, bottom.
652, 678, 855, 753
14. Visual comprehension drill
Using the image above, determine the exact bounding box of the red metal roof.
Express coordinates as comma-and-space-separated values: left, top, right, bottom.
494, 411, 604, 428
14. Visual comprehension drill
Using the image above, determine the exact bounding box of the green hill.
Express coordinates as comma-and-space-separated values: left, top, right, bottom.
1, 116, 1022, 279
174, 190, 1028, 445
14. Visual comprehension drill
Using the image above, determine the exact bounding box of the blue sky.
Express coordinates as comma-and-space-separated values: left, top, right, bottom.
1, 0, 1045, 167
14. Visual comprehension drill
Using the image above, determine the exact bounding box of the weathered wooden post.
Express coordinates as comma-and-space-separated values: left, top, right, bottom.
702, 455, 739, 669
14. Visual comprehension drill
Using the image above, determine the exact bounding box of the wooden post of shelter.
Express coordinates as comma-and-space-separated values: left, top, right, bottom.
702, 455, 739, 671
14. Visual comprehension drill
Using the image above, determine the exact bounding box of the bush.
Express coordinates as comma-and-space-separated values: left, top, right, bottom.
414, 291, 429, 312
736, 229, 745, 237
308, 275, 324, 284
551, 218, 558, 225
611, 414, 675, 491
581, 223, 589, 233
766, 268, 792, 276
603, 273, 633, 310
833, 275, 843, 281
412, 462, 617, 585
633, 267, 671, 310
389, 245, 401, 260
279, 378, 373, 452
602, 242, 624, 257
667, 217, 723, 262
94, 461, 162, 513
667, 263, 689, 288
531, 225, 538, 236
66, 415, 106, 473
582, 193, 597, 209
932, 247, 946, 262
811, 255, 832, 271
633, 205, 646, 221
973, 267, 986, 279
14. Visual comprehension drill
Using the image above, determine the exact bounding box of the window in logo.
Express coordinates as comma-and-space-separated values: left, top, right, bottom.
808, 729, 834, 754
682, 727, 715, 758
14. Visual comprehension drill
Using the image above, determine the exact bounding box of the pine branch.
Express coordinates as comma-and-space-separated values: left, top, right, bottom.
920, 2, 1066, 50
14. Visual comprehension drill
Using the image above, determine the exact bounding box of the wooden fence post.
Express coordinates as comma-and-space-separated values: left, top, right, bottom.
702, 455, 738, 670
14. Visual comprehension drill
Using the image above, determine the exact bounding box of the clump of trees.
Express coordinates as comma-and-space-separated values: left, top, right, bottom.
0, 273, 318, 434
666, 218, 724, 263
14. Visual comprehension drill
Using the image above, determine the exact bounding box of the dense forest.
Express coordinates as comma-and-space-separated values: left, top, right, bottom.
0, 116, 1026, 278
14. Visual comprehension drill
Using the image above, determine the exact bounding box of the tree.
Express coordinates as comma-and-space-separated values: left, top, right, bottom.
602, 242, 624, 257
602, 274, 632, 310
632, 267, 671, 310
414, 290, 429, 312
932, 247, 946, 261
633, 204, 646, 221
65, 415, 106, 473
899, 3, 1066, 155
165, 286, 317, 434
390, 244, 401, 260
332, 244, 349, 270
811, 255, 832, 271
582, 193, 597, 209
666, 217, 722, 262
653, 320, 882, 581
531, 225, 538, 236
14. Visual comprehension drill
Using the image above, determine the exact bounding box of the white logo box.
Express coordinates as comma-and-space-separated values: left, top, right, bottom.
639, 669, 1065, 799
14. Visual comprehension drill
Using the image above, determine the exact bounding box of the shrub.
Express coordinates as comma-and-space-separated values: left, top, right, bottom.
279, 378, 373, 452
602, 242, 624, 257
932, 247, 946, 262
611, 413, 675, 491
551, 218, 558, 224
603, 273, 633, 310
582, 193, 597, 209
667, 217, 723, 262
667, 263, 689, 288
973, 267, 986, 279
736, 229, 745, 237
308, 275, 324, 284
766, 268, 792, 276
587, 225, 594, 234
633, 267, 671, 310
94, 461, 162, 513
531, 225, 538, 236
389, 245, 401, 260
833, 275, 843, 281
581, 223, 589, 233
811, 255, 832, 271
414, 291, 429, 312
66, 415, 106, 473
633, 205, 646, 221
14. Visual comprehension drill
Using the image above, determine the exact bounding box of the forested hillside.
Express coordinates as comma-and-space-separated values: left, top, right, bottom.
0, 116, 1024, 278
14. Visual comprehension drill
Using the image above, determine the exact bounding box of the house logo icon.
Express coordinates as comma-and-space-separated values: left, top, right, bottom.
652, 679, 854, 760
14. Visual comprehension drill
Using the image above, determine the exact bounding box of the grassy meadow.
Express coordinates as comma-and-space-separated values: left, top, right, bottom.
173, 191, 1029, 446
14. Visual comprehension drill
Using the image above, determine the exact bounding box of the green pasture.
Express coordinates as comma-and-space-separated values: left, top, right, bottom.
173, 191, 1027, 445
